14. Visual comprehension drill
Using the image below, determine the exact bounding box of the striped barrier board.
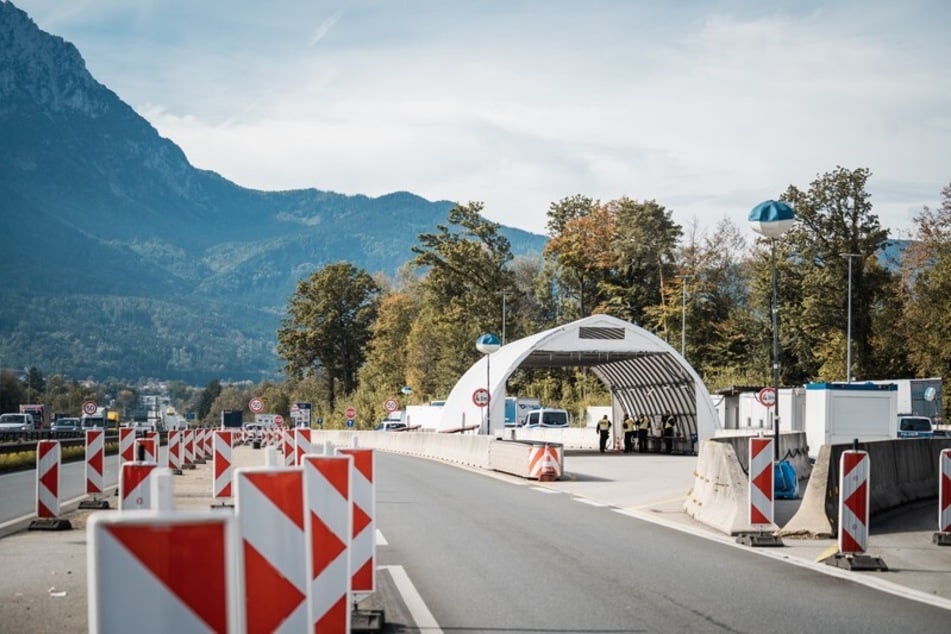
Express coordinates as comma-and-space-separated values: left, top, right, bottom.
135, 437, 158, 464
119, 427, 135, 463
167, 430, 182, 474
88, 510, 239, 634
303, 454, 352, 633
236, 467, 307, 633
213, 430, 233, 500
748, 437, 774, 527
183, 429, 195, 468
295, 429, 313, 467
204, 429, 213, 460
937, 449, 951, 545
86, 429, 105, 495
194, 429, 206, 464
120, 462, 160, 511
283, 429, 295, 467
529, 444, 561, 480
36, 439, 61, 518
338, 448, 376, 594
839, 450, 870, 554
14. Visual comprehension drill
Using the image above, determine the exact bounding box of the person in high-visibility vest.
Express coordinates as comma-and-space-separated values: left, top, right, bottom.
621, 413, 635, 453
596, 415, 612, 453
636, 413, 650, 453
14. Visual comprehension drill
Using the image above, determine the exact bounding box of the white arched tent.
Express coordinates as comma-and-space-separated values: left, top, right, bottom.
438, 314, 721, 441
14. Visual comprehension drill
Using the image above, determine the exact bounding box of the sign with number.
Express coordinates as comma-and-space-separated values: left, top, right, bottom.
82, 400, 98, 416
383, 399, 399, 413
472, 388, 490, 408
345, 406, 357, 420
249, 398, 264, 414
756, 387, 776, 407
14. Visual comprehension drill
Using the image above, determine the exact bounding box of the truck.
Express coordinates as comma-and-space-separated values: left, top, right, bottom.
19, 404, 48, 429
504, 396, 541, 427
81, 407, 119, 431
804, 382, 897, 458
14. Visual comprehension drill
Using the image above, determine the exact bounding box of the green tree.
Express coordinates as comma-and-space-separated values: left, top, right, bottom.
277, 262, 381, 408
901, 183, 951, 379
197, 379, 222, 422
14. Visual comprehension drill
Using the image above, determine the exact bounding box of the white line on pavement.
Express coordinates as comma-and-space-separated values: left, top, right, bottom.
380, 564, 443, 633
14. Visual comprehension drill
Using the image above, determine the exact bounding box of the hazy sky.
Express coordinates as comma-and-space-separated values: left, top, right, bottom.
15, 0, 951, 239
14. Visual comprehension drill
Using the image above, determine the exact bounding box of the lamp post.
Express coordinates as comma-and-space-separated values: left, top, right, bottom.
841, 253, 860, 383
749, 200, 795, 461
476, 333, 501, 435
501, 290, 512, 346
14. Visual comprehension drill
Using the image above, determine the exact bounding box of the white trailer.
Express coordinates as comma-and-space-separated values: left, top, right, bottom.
804, 382, 897, 458
864, 377, 943, 425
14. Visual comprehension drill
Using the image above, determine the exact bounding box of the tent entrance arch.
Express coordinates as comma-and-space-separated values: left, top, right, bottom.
437, 315, 719, 442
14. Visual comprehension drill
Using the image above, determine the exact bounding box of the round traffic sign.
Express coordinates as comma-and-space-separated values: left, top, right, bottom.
82, 400, 98, 416
756, 387, 776, 407
274, 414, 284, 425
249, 398, 264, 414
345, 406, 357, 420
383, 399, 399, 413
472, 388, 490, 407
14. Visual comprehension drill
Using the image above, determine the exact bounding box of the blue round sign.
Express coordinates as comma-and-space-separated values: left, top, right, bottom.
346, 419, 354, 428
476, 332, 501, 354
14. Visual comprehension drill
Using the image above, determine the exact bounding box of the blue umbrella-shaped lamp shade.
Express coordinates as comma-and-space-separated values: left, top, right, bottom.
748, 200, 795, 239
476, 333, 501, 354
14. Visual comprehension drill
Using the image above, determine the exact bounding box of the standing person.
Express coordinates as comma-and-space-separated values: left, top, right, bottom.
636, 413, 650, 453
662, 411, 676, 454
622, 413, 635, 453
597, 414, 612, 453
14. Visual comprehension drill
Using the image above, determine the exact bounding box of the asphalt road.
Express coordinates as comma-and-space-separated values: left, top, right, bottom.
374, 452, 951, 633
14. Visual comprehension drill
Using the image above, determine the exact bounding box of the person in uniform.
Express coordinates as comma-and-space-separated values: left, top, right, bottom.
662, 411, 676, 454
621, 412, 635, 453
597, 414, 612, 453
637, 413, 650, 452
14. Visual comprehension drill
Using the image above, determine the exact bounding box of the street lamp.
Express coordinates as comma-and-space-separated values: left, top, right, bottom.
749, 200, 796, 461
841, 253, 860, 383
501, 290, 512, 346
476, 333, 501, 435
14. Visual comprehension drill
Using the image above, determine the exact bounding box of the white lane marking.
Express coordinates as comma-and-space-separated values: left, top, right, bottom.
380, 564, 443, 633
376, 529, 388, 546
529, 486, 559, 494
574, 498, 610, 507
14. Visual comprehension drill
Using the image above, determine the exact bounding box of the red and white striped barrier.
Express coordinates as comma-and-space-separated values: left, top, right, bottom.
203, 428, 213, 459
338, 448, 376, 594
86, 429, 105, 495
283, 429, 295, 467
193, 429, 206, 464
213, 430, 233, 500
135, 437, 158, 464
88, 510, 239, 633
183, 429, 195, 469
303, 454, 352, 632
119, 427, 135, 463
939, 449, 951, 534
167, 430, 182, 474
236, 467, 307, 632
839, 450, 870, 554
295, 428, 313, 466
120, 462, 160, 511
748, 437, 774, 527
36, 440, 61, 519
529, 444, 562, 481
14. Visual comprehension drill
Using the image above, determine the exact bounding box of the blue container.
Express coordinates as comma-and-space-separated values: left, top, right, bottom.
774, 460, 799, 499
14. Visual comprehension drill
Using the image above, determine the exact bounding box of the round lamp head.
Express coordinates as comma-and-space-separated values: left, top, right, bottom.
476, 333, 501, 354
748, 200, 795, 238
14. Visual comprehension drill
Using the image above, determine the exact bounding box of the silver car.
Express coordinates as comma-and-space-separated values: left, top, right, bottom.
0, 413, 36, 431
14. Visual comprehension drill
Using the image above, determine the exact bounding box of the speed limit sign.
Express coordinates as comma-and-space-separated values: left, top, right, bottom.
383, 399, 399, 413
249, 397, 264, 414
82, 400, 98, 416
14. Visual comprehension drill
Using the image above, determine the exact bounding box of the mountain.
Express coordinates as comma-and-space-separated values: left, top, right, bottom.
0, 2, 547, 384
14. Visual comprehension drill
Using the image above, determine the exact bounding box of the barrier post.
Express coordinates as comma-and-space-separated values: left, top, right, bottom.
167, 429, 183, 475
736, 437, 783, 547
303, 454, 352, 632
120, 462, 161, 511
283, 428, 295, 467
29, 439, 72, 530
183, 429, 196, 470
88, 509, 239, 633
235, 467, 308, 632
934, 448, 951, 546
337, 448, 377, 597
79, 429, 110, 510
295, 428, 313, 466
119, 427, 135, 463
212, 430, 234, 507
194, 429, 207, 464
821, 448, 887, 570
135, 437, 158, 464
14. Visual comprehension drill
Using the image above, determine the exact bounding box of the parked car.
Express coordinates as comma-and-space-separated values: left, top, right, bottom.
374, 421, 407, 432
521, 408, 570, 428
897, 415, 934, 439
50, 417, 82, 433
0, 412, 36, 431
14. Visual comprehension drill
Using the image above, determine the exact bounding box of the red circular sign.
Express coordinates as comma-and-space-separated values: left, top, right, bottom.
345, 406, 357, 419
756, 387, 776, 407
472, 388, 490, 407
249, 398, 264, 414
274, 414, 284, 425
82, 400, 98, 416
383, 399, 399, 413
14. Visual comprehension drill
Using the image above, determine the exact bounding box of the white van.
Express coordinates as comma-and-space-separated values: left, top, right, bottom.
522, 408, 570, 428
